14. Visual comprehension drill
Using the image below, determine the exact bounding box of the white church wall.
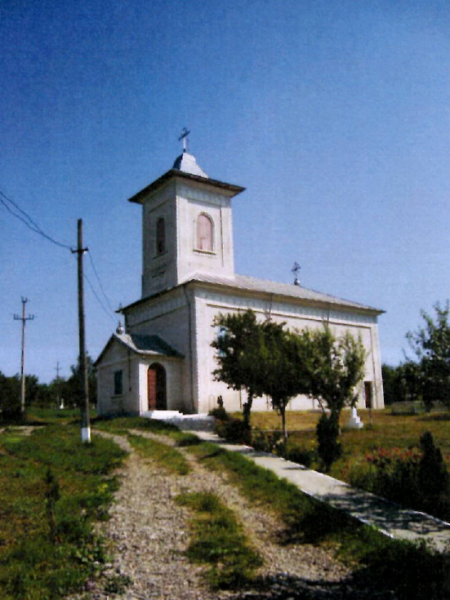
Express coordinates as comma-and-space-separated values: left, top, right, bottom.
142, 181, 178, 297
96, 341, 141, 416
176, 184, 235, 284
136, 358, 184, 412
193, 286, 384, 414
125, 289, 196, 413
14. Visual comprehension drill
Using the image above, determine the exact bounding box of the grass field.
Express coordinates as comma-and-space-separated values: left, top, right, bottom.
244, 408, 450, 471
0, 423, 126, 599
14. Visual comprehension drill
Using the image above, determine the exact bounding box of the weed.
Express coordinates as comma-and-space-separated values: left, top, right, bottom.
103, 573, 133, 594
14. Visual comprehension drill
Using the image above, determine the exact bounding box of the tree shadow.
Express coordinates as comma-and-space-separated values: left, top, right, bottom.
222, 546, 450, 600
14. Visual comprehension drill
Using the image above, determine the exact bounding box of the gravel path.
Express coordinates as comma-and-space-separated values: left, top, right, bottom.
69, 430, 377, 600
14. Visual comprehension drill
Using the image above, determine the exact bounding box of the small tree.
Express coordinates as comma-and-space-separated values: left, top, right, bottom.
212, 311, 266, 427
295, 325, 366, 470
212, 312, 309, 439
257, 321, 308, 443
407, 301, 450, 410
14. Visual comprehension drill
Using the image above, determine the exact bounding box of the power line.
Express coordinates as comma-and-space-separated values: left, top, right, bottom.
87, 251, 116, 315
0, 189, 72, 250
1, 186, 118, 324
84, 272, 116, 322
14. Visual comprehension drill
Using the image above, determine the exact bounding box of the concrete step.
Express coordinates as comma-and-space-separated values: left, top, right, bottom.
141, 411, 215, 432
142, 410, 183, 419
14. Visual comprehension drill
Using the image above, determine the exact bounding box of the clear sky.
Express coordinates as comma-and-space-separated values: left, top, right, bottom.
1, 0, 450, 383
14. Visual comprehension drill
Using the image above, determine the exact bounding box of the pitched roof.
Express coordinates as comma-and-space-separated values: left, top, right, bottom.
95, 332, 183, 365
116, 333, 183, 357
188, 273, 384, 314
119, 273, 384, 315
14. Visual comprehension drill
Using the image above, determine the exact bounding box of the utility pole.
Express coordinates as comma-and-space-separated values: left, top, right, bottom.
71, 219, 91, 443
55, 361, 63, 409
13, 297, 35, 415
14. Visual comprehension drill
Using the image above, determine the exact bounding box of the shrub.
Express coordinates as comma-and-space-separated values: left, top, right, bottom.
284, 445, 316, 468
214, 417, 252, 445
209, 406, 230, 421
316, 413, 342, 471
250, 428, 284, 454
348, 434, 450, 521
418, 431, 449, 497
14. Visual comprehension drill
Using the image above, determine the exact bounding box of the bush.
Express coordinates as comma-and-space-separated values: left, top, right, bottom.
284, 446, 316, 468
209, 406, 230, 421
418, 431, 449, 497
214, 417, 252, 445
250, 428, 284, 454
348, 433, 450, 521
316, 414, 342, 471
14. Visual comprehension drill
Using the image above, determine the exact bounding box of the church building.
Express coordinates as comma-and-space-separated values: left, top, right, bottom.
95, 145, 384, 416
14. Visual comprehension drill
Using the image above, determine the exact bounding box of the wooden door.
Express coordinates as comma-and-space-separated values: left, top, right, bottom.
364, 382, 373, 409
148, 364, 167, 410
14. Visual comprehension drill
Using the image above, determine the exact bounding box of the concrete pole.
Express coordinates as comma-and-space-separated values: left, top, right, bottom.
72, 219, 91, 443
14, 297, 35, 415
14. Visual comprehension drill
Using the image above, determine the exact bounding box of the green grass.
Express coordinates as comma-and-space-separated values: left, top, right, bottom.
3, 406, 97, 426
0, 424, 127, 599
240, 408, 450, 474
94, 415, 180, 436
186, 439, 450, 599
127, 433, 191, 475
187, 441, 352, 544
176, 491, 262, 589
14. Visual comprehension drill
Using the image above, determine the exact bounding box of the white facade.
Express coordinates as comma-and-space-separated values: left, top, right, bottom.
96, 150, 385, 417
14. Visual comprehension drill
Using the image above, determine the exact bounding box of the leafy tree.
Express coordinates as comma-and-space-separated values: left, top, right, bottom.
297, 326, 366, 421
407, 301, 450, 409
293, 325, 366, 470
382, 362, 423, 406
61, 355, 97, 408
212, 311, 266, 427
0, 372, 21, 420
212, 312, 309, 439
257, 321, 308, 442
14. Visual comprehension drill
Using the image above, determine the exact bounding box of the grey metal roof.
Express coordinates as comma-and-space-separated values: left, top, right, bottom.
188, 273, 384, 314
172, 151, 209, 177
115, 333, 183, 358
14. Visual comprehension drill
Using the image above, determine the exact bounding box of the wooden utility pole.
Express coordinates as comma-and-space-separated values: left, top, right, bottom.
72, 219, 91, 443
14, 297, 35, 415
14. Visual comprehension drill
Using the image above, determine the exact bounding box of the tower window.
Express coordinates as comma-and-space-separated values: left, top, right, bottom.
156, 218, 165, 255
196, 213, 214, 252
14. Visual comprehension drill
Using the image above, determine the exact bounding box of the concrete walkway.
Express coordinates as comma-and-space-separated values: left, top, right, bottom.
194, 431, 450, 553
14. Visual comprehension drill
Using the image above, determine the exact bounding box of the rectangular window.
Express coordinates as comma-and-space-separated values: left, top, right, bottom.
114, 370, 123, 396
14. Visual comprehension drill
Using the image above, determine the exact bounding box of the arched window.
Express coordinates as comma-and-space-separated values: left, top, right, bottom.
156, 218, 165, 255
196, 213, 214, 252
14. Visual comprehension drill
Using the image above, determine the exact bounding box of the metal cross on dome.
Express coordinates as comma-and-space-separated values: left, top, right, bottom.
178, 127, 190, 152
292, 262, 301, 285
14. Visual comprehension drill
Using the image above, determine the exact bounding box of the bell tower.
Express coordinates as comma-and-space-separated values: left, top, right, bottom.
128, 144, 245, 298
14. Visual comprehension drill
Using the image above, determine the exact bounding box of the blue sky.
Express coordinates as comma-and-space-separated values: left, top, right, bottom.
1, 0, 450, 383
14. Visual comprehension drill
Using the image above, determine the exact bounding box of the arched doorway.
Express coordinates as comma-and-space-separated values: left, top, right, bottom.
148, 363, 167, 411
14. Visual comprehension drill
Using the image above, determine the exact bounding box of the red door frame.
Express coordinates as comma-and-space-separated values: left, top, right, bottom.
147, 363, 167, 410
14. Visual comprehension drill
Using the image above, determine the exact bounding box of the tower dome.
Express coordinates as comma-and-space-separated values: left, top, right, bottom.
172, 151, 208, 178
